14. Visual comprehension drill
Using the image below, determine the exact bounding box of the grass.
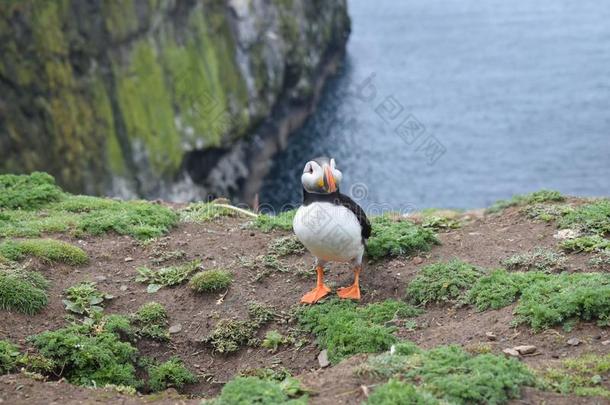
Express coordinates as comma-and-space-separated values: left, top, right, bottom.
0, 173, 178, 240
367, 215, 439, 261
189, 269, 233, 293
240, 254, 293, 282
136, 259, 201, 293
366, 379, 438, 405
297, 299, 421, 364
250, 210, 296, 232
557, 199, 610, 236
560, 235, 610, 253
501, 248, 566, 272
209, 376, 307, 404
267, 236, 305, 257
406, 260, 483, 306
63, 282, 112, 316
261, 330, 291, 353
0, 340, 20, 374
132, 302, 169, 341
147, 358, 197, 392
486, 190, 565, 214
179, 200, 255, 222
523, 203, 572, 222
541, 353, 610, 398
360, 344, 535, 404
0, 263, 49, 314
149, 249, 186, 265
0, 238, 88, 265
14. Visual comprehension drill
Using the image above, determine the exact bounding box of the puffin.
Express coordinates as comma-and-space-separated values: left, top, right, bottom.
293, 157, 371, 304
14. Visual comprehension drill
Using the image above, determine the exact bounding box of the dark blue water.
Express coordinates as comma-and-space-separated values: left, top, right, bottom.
260, 0, 610, 212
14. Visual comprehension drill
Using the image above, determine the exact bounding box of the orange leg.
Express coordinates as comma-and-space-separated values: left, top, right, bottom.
337, 265, 361, 300
301, 265, 331, 304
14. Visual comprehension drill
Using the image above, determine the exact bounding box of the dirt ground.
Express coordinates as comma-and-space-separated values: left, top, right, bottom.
0, 201, 608, 404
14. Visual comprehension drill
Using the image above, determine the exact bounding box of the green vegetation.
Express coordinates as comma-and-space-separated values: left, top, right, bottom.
0, 238, 88, 265
180, 200, 254, 222
0, 174, 177, 240
523, 203, 572, 222
250, 210, 296, 232
360, 344, 535, 405
557, 199, 610, 236
267, 236, 305, 257
30, 320, 140, 388
366, 379, 438, 405
0, 172, 63, 210
406, 260, 482, 306
19, 353, 56, 374
487, 190, 565, 214
560, 235, 610, 253
297, 299, 421, 364
132, 302, 169, 341
210, 376, 307, 405
0, 340, 20, 374
417, 209, 462, 231
136, 259, 201, 293
189, 269, 233, 293
589, 249, 610, 269
0, 263, 49, 314
149, 249, 186, 265
248, 301, 276, 324
147, 358, 197, 392
541, 354, 610, 398
240, 254, 293, 282
63, 282, 113, 316
501, 248, 566, 272
367, 215, 439, 260
261, 330, 290, 353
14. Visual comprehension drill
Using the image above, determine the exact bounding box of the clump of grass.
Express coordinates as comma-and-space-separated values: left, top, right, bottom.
189, 269, 233, 293
267, 236, 305, 257
501, 248, 566, 272
210, 376, 308, 404
0, 340, 20, 374
30, 320, 140, 388
261, 330, 291, 353
487, 190, 565, 214
367, 215, 439, 261
366, 379, 438, 405
560, 235, 610, 253
298, 299, 421, 364
0, 263, 49, 314
132, 302, 169, 341
18, 353, 55, 374
0, 238, 88, 265
250, 210, 296, 232
180, 201, 249, 222
589, 250, 610, 269
541, 354, 610, 399
0, 172, 63, 210
360, 344, 535, 404
248, 301, 276, 324
149, 249, 186, 265
136, 259, 201, 293
147, 357, 197, 392
557, 199, 610, 236
63, 282, 112, 316
406, 260, 483, 306
523, 203, 572, 222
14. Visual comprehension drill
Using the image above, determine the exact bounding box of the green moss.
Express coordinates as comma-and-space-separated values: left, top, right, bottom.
0, 340, 20, 374
367, 215, 439, 261
0, 172, 63, 209
0, 264, 49, 315
0, 238, 88, 265
366, 379, 439, 405
132, 302, 169, 341
147, 357, 197, 392
487, 190, 565, 214
136, 259, 201, 293
297, 299, 421, 364
501, 248, 566, 272
251, 210, 296, 232
211, 376, 307, 405
541, 354, 610, 398
406, 260, 482, 306
560, 235, 610, 253
557, 199, 610, 236
189, 269, 233, 293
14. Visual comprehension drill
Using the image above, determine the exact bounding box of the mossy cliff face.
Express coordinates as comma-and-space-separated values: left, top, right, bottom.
0, 0, 350, 200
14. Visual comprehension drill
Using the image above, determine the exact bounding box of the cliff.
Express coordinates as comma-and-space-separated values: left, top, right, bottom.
0, 0, 350, 202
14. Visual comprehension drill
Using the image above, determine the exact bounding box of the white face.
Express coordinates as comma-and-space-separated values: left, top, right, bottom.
301, 158, 343, 193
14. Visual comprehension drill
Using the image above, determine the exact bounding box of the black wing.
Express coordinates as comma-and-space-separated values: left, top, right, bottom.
337, 192, 371, 240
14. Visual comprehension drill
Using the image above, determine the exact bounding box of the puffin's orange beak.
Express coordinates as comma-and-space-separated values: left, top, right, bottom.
323, 165, 337, 193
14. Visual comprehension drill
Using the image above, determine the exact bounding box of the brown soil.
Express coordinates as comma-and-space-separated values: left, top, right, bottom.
0, 200, 608, 404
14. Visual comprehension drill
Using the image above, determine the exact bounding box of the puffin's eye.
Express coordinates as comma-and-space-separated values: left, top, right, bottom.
308, 166, 313, 174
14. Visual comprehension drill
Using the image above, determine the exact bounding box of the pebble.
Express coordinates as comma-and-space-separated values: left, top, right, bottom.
95, 275, 107, 281
412, 257, 424, 265
602, 340, 610, 346
119, 285, 128, 291
514, 345, 537, 355
124, 257, 134, 262
485, 331, 497, 341
318, 349, 330, 368
553, 229, 579, 240
169, 324, 182, 334
502, 348, 520, 357
567, 338, 581, 346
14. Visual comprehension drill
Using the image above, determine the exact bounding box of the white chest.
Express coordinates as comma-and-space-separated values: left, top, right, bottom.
293, 202, 364, 263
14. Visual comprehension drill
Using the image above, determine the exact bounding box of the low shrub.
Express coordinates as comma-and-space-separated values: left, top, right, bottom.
557, 199, 610, 236
206, 319, 259, 354
189, 269, 233, 293
367, 215, 439, 260
487, 190, 565, 214
560, 235, 610, 253
541, 353, 610, 398
0, 340, 20, 374
210, 376, 307, 405
366, 379, 438, 405
147, 357, 197, 392
0, 172, 63, 210
132, 302, 169, 341
501, 248, 566, 272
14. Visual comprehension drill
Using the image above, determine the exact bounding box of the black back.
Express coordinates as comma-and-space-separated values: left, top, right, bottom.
302, 188, 372, 240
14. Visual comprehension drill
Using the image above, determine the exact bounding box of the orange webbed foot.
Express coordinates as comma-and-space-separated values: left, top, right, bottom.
300, 284, 331, 304
337, 284, 361, 300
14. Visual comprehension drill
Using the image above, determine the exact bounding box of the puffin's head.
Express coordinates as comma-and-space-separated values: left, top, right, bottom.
301, 157, 343, 194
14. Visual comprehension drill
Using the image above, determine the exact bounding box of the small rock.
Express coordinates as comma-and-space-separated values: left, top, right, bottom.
412, 257, 424, 265
119, 285, 128, 292
601, 340, 610, 346
553, 229, 579, 240
95, 275, 107, 281
567, 338, 581, 346
485, 332, 497, 341
318, 349, 330, 368
514, 345, 537, 355
124, 257, 134, 262
168, 324, 182, 334
503, 348, 520, 357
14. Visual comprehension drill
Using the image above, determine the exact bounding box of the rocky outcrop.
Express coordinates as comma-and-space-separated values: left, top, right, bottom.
0, 0, 350, 203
